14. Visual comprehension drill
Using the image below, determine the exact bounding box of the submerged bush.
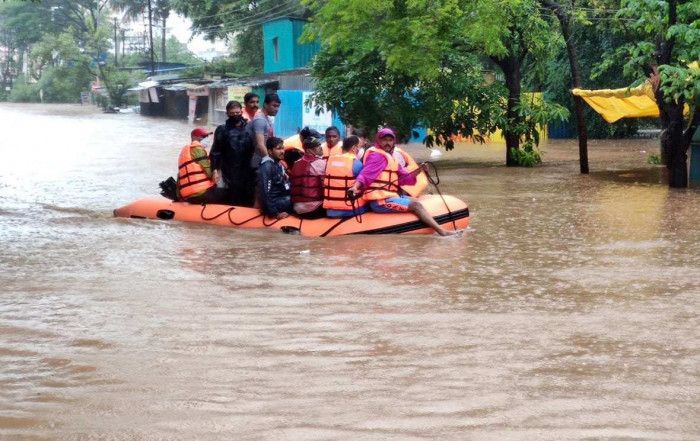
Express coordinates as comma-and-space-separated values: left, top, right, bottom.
511, 140, 543, 167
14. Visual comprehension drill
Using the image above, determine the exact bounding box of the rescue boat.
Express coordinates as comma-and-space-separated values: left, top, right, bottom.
113, 194, 469, 237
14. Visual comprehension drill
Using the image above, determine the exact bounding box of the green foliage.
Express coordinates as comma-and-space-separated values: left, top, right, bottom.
0, 1, 60, 49
512, 95, 569, 146
7, 75, 41, 102
101, 66, 141, 107
0, 1, 127, 103
420, 53, 507, 150
154, 36, 201, 65
510, 140, 542, 166
37, 65, 93, 102
309, 48, 421, 142
647, 153, 662, 164
659, 64, 700, 104
15, 32, 94, 102
232, 26, 263, 76
182, 56, 237, 78
305, 0, 565, 163
598, 0, 699, 98
171, 0, 305, 74
535, 2, 644, 138
308, 40, 506, 148
111, 0, 170, 22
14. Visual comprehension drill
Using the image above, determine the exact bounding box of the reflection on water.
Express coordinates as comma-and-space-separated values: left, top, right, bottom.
1, 104, 699, 440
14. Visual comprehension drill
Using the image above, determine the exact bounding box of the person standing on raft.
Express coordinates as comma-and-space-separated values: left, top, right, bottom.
209, 101, 255, 206
242, 92, 260, 122
348, 128, 454, 236
177, 128, 228, 204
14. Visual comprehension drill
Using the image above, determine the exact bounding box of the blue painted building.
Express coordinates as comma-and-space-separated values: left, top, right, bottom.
261, 17, 345, 138
263, 18, 320, 74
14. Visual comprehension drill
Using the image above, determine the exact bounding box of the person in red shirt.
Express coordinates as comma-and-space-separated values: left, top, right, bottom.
289, 136, 327, 218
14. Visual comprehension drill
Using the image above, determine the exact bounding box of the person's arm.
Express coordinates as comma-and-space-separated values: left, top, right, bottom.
209, 127, 224, 171
354, 154, 386, 189
397, 164, 417, 186
352, 159, 363, 177
191, 146, 213, 178
257, 162, 278, 217
252, 118, 269, 159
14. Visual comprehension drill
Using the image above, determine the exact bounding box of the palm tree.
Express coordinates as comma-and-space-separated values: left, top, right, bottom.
111, 0, 170, 63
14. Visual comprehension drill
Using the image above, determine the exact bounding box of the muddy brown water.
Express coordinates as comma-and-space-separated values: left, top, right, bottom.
1, 103, 698, 440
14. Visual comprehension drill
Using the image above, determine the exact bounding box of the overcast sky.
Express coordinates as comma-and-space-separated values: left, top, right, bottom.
167, 13, 229, 57
119, 11, 229, 59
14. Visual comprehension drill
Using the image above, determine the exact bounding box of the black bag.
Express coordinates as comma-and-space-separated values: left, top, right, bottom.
159, 177, 179, 201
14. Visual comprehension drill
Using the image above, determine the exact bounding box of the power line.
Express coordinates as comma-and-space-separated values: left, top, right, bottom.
192, 4, 305, 34
181, 0, 290, 22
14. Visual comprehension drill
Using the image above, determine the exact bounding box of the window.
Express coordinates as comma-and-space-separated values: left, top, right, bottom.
272, 37, 279, 62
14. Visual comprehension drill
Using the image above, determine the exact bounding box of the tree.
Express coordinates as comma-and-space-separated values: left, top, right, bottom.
0, 0, 141, 105
599, 0, 699, 187
310, 47, 504, 148
463, 0, 567, 165
305, 0, 567, 165
539, 0, 590, 173
537, 4, 641, 140
0, 0, 58, 96
171, 0, 306, 74
110, 0, 171, 63
156, 35, 200, 65
30, 32, 94, 102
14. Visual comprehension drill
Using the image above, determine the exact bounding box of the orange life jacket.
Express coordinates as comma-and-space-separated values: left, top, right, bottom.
283, 134, 304, 152
361, 147, 400, 201
177, 142, 215, 199
322, 141, 343, 159
323, 152, 367, 210
394, 147, 428, 197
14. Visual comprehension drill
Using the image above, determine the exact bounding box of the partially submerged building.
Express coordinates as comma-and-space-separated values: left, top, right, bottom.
132, 16, 345, 137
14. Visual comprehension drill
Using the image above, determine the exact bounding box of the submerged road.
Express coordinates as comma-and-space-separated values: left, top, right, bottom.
1, 103, 698, 440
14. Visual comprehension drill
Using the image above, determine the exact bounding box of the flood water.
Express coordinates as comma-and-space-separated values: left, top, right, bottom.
1, 103, 698, 440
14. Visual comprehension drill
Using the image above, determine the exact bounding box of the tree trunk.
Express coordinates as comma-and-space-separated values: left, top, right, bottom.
541, 0, 589, 173
572, 97, 589, 173
653, 0, 686, 187
503, 59, 522, 166
662, 101, 688, 187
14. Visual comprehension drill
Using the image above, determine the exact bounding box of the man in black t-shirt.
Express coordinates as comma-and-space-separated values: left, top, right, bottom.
210, 100, 255, 206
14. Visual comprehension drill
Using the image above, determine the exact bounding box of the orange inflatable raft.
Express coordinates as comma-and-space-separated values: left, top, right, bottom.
114, 194, 469, 237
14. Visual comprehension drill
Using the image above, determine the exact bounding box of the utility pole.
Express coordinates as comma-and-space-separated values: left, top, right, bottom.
121, 29, 125, 61
113, 16, 118, 67
147, 0, 155, 76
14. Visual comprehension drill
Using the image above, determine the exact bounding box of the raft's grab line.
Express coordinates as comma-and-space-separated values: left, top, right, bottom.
114, 194, 469, 237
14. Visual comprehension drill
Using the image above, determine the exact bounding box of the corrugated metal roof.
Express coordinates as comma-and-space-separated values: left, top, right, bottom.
208, 75, 281, 89
162, 83, 202, 91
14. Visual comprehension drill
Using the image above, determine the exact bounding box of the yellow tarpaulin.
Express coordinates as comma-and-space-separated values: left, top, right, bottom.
572, 82, 658, 123
572, 62, 698, 123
